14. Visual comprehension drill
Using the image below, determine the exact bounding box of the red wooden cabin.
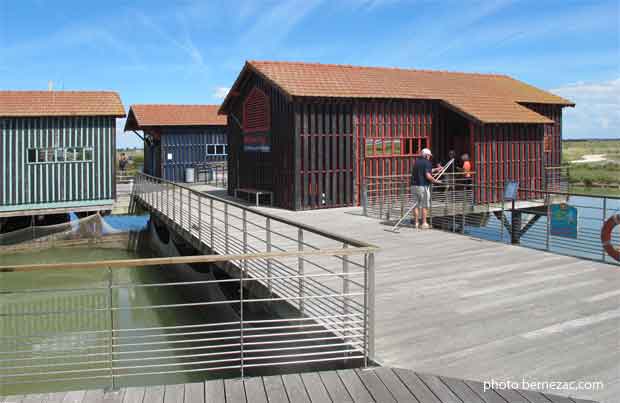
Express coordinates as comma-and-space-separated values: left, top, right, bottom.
219, 61, 573, 210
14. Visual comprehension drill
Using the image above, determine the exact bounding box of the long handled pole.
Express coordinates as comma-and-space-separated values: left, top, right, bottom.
386, 159, 455, 233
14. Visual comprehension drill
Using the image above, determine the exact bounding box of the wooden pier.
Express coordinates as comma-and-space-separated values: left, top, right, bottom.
2, 367, 599, 403
186, 184, 618, 403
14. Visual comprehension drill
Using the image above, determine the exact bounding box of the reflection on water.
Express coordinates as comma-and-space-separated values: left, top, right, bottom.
464, 195, 620, 265
0, 245, 220, 395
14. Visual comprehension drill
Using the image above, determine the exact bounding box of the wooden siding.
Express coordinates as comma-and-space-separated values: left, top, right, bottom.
357, 100, 434, 205
296, 101, 354, 209
0, 116, 115, 210
472, 123, 545, 203
158, 126, 227, 182
227, 74, 295, 209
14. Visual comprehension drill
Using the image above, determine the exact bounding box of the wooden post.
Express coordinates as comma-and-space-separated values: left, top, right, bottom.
511, 200, 521, 244
298, 228, 304, 314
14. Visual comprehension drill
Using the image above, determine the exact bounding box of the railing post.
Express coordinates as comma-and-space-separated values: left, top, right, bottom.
198, 195, 202, 243
602, 197, 607, 262
210, 199, 214, 249
239, 257, 245, 379
242, 210, 248, 272
172, 185, 176, 223
546, 201, 551, 251
224, 204, 229, 254
266, 217, 272, 297
362, 179, 368, 216
462, 184, 467, 234
188, 189, 192, 235
367, 251, 375, 363
107, 266, 115, 390
298, 228, 304, 314
342, 243, 349, 353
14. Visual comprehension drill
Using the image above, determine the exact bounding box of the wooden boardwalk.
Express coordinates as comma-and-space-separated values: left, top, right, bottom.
189, 186, 618, 403
2, 367, 599, 403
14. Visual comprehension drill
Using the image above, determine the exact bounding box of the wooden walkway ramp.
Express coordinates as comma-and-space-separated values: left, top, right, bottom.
1, 367, 598, 403
130, 179, 617, 403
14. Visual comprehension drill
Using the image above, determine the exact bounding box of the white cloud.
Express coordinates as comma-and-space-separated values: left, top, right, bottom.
213, 87, 230, 99
550, 78, 620, 139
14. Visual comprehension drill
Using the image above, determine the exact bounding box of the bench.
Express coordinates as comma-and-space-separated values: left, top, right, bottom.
234, 188, 274, 207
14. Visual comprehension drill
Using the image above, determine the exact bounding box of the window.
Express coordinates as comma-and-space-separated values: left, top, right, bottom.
206, 143, 227, 156
56, 148, 65, 162
26, 147, 94, 164
66, 148, 75, 162
28, 149, 37, 163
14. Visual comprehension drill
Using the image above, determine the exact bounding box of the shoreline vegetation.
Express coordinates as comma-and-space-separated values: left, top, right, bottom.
563, 139, 620, 197
114, 141, 620, 196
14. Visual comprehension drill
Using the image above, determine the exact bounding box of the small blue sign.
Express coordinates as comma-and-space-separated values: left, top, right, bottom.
550, 203, 578, 239
503, 181, 519, 201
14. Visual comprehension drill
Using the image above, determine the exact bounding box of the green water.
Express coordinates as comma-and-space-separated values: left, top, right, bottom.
0, 246, 216, 395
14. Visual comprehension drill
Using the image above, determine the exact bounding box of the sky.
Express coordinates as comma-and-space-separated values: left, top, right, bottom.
0, 0, 618, 147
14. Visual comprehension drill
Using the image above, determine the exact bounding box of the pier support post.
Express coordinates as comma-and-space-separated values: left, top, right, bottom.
511, 201, 522, 245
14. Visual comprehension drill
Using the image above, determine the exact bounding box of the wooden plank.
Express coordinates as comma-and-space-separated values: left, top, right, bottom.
299, 372, 332, 403
82, 390, 105, 403
262, 376, 289, 403
371, 367, 417, 403
417, 374, 461, 403
142, 386, 164, 403
184, 383, 204, 403
355, 368, 396, 403
440, 377, 484, 403
392, 369, 439, 403
464, 381, 508, 403
21, 394, 46, 403
243, 377, 268, 403
318, 371, 352, 403
204, 380, 225, 403
122, 387, 145, 403
513, 389, 552, 403
62, 391, 86, 403
223, 379, 246, 403
494, 388, 529, 403
336, 369, 373, 402
543, 394, 575, 403
45, 392, 68, 403
102, 389, 125, 403
163, 384, 184, 403
281, 374, 310, 403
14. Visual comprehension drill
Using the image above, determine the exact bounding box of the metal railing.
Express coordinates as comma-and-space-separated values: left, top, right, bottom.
363, 174, 620, 265
0, 173, 378, 394
193, 162, 227, 188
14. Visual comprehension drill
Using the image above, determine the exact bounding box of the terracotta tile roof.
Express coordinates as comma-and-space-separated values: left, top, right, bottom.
221, 61, 574, 124
126, 104, 226, 130
0, 91, 125, 117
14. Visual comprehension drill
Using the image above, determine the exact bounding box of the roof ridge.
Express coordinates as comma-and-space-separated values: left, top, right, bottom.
0, 90, 120, 94
247, 60, 509, 78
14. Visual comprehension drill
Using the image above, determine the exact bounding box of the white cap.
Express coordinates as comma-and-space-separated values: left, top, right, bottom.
421, 148, 432, 156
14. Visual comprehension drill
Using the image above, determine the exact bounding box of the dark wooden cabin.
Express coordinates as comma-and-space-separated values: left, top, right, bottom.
0, 90, 125, 218
124, 104, 227, 182
219, 61, 574, 210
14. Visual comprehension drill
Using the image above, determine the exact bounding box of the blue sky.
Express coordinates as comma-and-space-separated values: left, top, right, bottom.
1, 0, 618, 147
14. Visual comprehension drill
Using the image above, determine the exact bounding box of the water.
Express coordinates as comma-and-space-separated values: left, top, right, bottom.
0, 244, 218, 395
463, 195, 620, 265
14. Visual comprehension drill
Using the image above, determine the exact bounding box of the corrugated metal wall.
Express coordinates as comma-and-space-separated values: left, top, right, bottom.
0, 116, 115, 209
160, 127, 227, 182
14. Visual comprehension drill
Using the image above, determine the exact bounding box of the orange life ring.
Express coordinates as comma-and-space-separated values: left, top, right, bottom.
601, 214, 620, 262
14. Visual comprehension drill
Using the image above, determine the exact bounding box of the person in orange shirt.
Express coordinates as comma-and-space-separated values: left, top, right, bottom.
460, 153, 472, 189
